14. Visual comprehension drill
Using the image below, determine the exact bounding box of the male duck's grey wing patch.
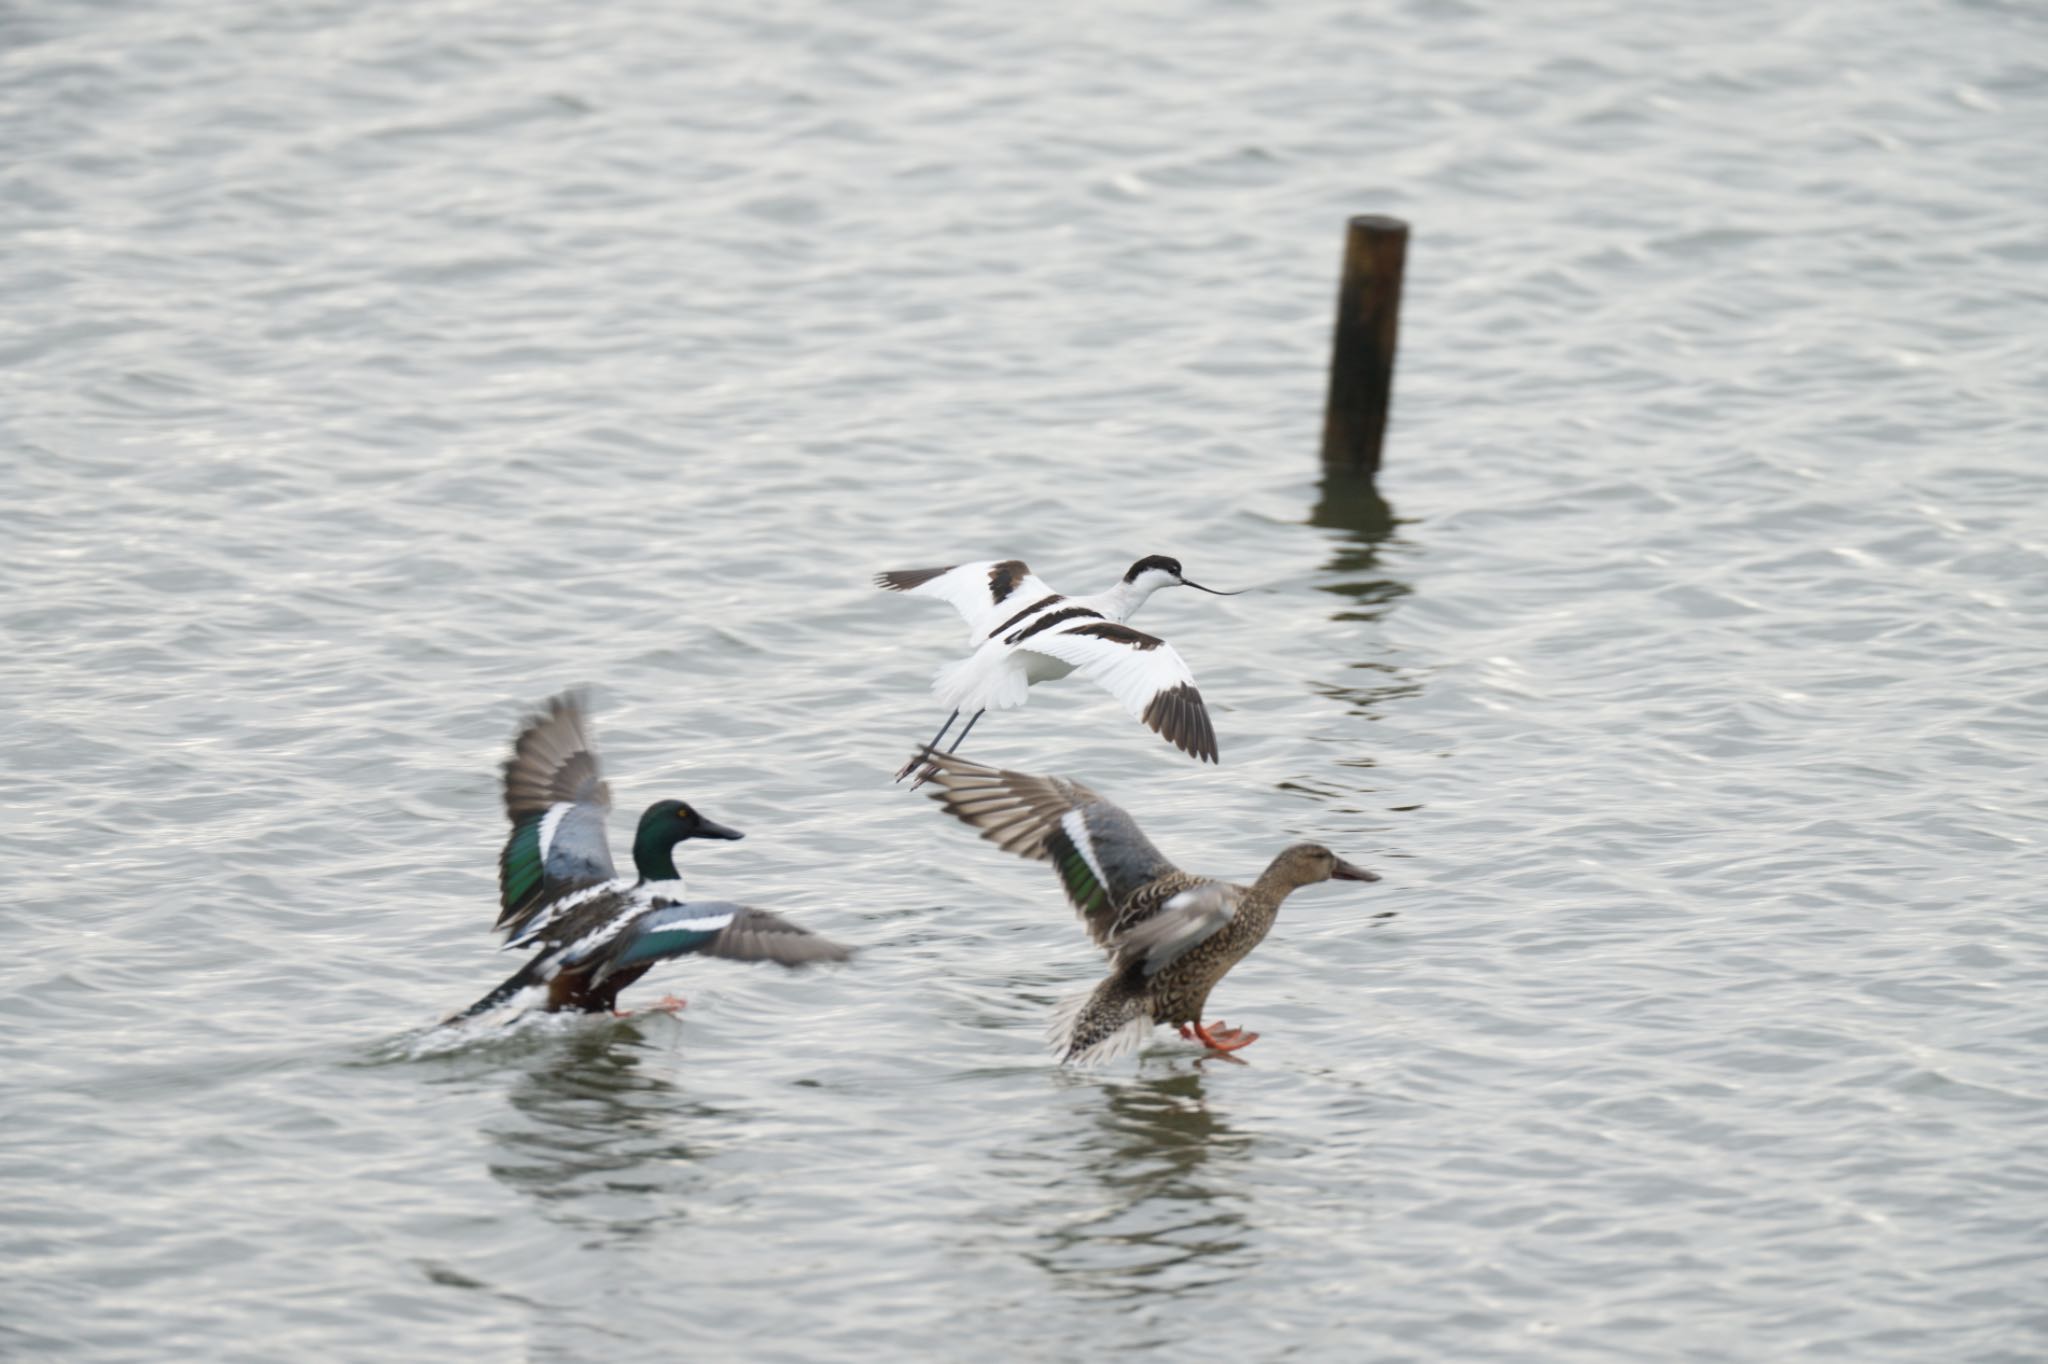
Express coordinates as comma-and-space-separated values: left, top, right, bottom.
497, 692, 617, 937
876, 559, 1059, 646
580, 900, 738, 976
1110, 882, 1239, 978
1013, 623, 1218, 764
919, 752, 1179, 942
594, 901, 851, 976
702, 905, 855, 965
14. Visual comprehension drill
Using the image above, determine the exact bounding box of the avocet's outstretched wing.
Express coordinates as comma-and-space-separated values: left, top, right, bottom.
875, 560, 1061, 646
1014, 622, 1219, 763
917, 753, 1182, 947
497, 693, 617, 939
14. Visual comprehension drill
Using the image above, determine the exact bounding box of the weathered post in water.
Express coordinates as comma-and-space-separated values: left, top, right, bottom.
1320, 215, 1408, 484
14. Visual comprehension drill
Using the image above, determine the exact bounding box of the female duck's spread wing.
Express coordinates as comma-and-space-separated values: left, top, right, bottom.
917, 753, 1182, 946
1013, 622, 1218, 763
875, 559, 1061, 646
596, 902, 853, 973
1108, 882, 1240, 978
497, 692, 618, 939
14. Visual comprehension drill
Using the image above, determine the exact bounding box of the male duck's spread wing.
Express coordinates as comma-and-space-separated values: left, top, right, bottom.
700, 905, 855, 965
917, 753, 1182, 946
588, 901, 853, 976
497, 692, 618, 939
1109, 882, 1240, 978
875, 559, 1060, 646
1012, 622, 1218, 763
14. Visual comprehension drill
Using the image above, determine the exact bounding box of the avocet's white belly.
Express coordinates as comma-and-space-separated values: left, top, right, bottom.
1021, 651, 1078, 685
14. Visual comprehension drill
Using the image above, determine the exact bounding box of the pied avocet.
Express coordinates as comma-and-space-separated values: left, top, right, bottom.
876, 554, 1239, 779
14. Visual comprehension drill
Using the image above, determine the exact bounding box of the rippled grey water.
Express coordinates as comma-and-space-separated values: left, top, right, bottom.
5, 0, 2046, 1358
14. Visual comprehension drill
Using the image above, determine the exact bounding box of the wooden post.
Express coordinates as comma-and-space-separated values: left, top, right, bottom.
1320, 215, 1408, 482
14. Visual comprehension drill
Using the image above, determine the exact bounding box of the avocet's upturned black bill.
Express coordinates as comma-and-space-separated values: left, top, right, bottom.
1121, 554, 1243, 597
875, 556, 1241, 779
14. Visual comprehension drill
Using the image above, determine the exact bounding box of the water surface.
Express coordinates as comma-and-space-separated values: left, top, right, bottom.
4, 0, 2046, 1359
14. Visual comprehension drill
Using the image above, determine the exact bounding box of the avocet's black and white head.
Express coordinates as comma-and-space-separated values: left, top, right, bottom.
1121, 555, 1241, 598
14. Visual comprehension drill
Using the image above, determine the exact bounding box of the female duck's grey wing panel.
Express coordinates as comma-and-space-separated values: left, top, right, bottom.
1044, 804, 1182, 946
1109, 882, 1239, 978
919, 752, 1180, 942
496, 692, 618, 935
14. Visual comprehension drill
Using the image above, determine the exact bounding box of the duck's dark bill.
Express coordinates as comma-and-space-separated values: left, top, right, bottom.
1180, 578, 1245, 595
695, 818, 746, 841
1332, 859, 1380, 882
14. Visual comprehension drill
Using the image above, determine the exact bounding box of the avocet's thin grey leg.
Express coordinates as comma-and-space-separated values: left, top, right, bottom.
896, 709, 959, 782
908, 709, 985, 789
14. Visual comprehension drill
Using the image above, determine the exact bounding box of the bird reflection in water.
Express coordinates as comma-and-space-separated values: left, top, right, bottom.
1028, 1070, 1256, 1298
483, 1024, 720, 1241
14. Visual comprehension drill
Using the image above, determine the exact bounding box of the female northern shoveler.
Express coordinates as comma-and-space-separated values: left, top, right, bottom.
876, 555, 1241, 780
449, 693, 851, 1022
918, 750, 1378, 1065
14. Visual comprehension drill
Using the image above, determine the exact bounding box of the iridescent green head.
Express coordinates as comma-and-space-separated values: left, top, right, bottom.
632, 799, 744, 880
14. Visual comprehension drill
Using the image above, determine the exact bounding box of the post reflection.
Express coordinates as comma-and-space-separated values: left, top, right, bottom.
1026, 1070, 1256, 1298
1310, 467, 1403, 624
1308, 468, 1419, 723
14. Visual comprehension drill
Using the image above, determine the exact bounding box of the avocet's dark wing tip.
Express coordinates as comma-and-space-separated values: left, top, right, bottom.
877, 566, 952, 592
1143, 682, 1218, 764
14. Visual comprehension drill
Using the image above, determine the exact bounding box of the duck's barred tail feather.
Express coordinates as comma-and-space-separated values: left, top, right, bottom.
1048, 983, 1153, 1066
445, 960, 546, 1024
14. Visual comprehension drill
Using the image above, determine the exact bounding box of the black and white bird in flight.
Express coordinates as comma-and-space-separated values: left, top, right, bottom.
876, 555, 1240, 779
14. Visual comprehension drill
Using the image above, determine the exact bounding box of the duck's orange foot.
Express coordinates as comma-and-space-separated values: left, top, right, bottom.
1177, 1023, 1195, 1040
610, 996, 686, 1019
1192, 1021, 1259, 1053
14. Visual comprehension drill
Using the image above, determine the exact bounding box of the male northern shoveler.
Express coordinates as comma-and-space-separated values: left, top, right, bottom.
449, 693, 851, 1022
876, 555, 1241, 780
918, 751, 1378, 1065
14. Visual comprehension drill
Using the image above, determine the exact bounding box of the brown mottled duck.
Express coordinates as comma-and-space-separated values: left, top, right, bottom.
918, 751, 1379, 1064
